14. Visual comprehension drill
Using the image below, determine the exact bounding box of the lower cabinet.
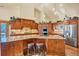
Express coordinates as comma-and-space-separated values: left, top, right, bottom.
56, 40, 65, 56
1, 42, 15, 56
14, 40, 23, 56
78, 48, 79, 56
1, 42, 8, 56
7, 42, 15, 56
47, 39, 57, 54
47, 39, 65, 56
1, 39, 65, 56
1, 40, 23, 56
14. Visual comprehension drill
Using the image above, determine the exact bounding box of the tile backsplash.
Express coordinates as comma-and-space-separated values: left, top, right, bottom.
10, 27, 38, 35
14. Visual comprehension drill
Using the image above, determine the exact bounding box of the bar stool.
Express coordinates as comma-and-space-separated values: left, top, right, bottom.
27, 43, 35, 56
36, 43, 47, 56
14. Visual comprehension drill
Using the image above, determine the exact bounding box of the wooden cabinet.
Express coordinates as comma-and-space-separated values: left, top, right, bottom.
23, 39, 46, 55
47, 39, 65, 56
1, 43, 8, 56
1, 40, 23, 56
1, 42, 15, 56
10, 20, 21, 29
14, 40, 23, 56
23, 40, 28, 50
69, 19, 78, 24
1, 39, 65, 56
10, 19, 38, 30
23, 40, 28, 55
78, 48, 79, 56
31, 23, 38, 29
56, 40, 65, 55
63, 20, 69, 24
7, 42, 15, 56
21, 20, 32, 28
21, 19, 38, 29
47, 39, 57, 55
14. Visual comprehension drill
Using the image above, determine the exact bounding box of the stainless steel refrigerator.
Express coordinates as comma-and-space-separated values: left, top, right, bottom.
64, 24, 77, 47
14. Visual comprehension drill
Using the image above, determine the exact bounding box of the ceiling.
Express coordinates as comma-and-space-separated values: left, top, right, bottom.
36, 3, 79, 19
33, 3, 79, 22
0, 3, 79, 22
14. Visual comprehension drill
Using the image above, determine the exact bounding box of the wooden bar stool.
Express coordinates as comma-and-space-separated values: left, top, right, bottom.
27, 43, 34, 56
36, 43, 47, 56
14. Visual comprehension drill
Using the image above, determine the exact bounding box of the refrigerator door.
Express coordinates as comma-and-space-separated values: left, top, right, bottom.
69, 24, 77, 47
64, 25, 70, 39
64, 24, 77, 47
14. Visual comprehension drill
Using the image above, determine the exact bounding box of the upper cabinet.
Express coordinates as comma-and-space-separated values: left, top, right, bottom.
21, 19, 38, 29
31, 22, 38, 29
21, 19, 32, 28
69, 19, 78, 24
52, 21, 64, 35
10, 18, 38, 30
10, 20, 21, 29
63, 19, 78, 25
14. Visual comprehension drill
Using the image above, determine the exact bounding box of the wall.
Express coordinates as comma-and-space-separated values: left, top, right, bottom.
20, 4, 34, 20
0, 6, 20, 21
0, 4, 47, 23
0, 4, 35, 21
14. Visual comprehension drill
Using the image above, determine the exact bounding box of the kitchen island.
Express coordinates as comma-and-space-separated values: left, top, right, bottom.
1, 35, 65, 56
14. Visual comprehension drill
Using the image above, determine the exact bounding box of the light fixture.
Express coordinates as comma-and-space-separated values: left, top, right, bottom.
41, 3, 49, 8
59, 4, 63, 7
52, 8, 55, 11
54, 11, 59, 15
59, 8, 65, 14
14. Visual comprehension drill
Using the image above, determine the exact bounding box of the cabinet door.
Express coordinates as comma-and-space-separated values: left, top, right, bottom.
77, 48, 79, 56
1, 43, 7, 56
18, 40, 23, 56
10, 22, 16, 29
23, 40, 28, 49
47, 39, 65, 56
47, 39, 57, 55
14, 40, 23, 56
11, 21, 21, 29
7, 42, 15, 56
1, 42, 15, 56
56, 40, 65, 56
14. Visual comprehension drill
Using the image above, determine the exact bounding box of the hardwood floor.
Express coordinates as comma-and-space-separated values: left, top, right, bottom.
65, 45, 78, 56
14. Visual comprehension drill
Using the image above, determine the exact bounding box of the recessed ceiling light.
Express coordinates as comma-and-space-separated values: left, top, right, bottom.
41, 4, 49, 7
59, 8, 65, 14
42, 14, 45, 18
52, 8, 55, 11
54, 11, 59, 15
59, 4, 63, 7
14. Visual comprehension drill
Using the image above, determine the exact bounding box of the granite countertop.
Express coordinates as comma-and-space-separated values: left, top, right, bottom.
7, 34, 65, 42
